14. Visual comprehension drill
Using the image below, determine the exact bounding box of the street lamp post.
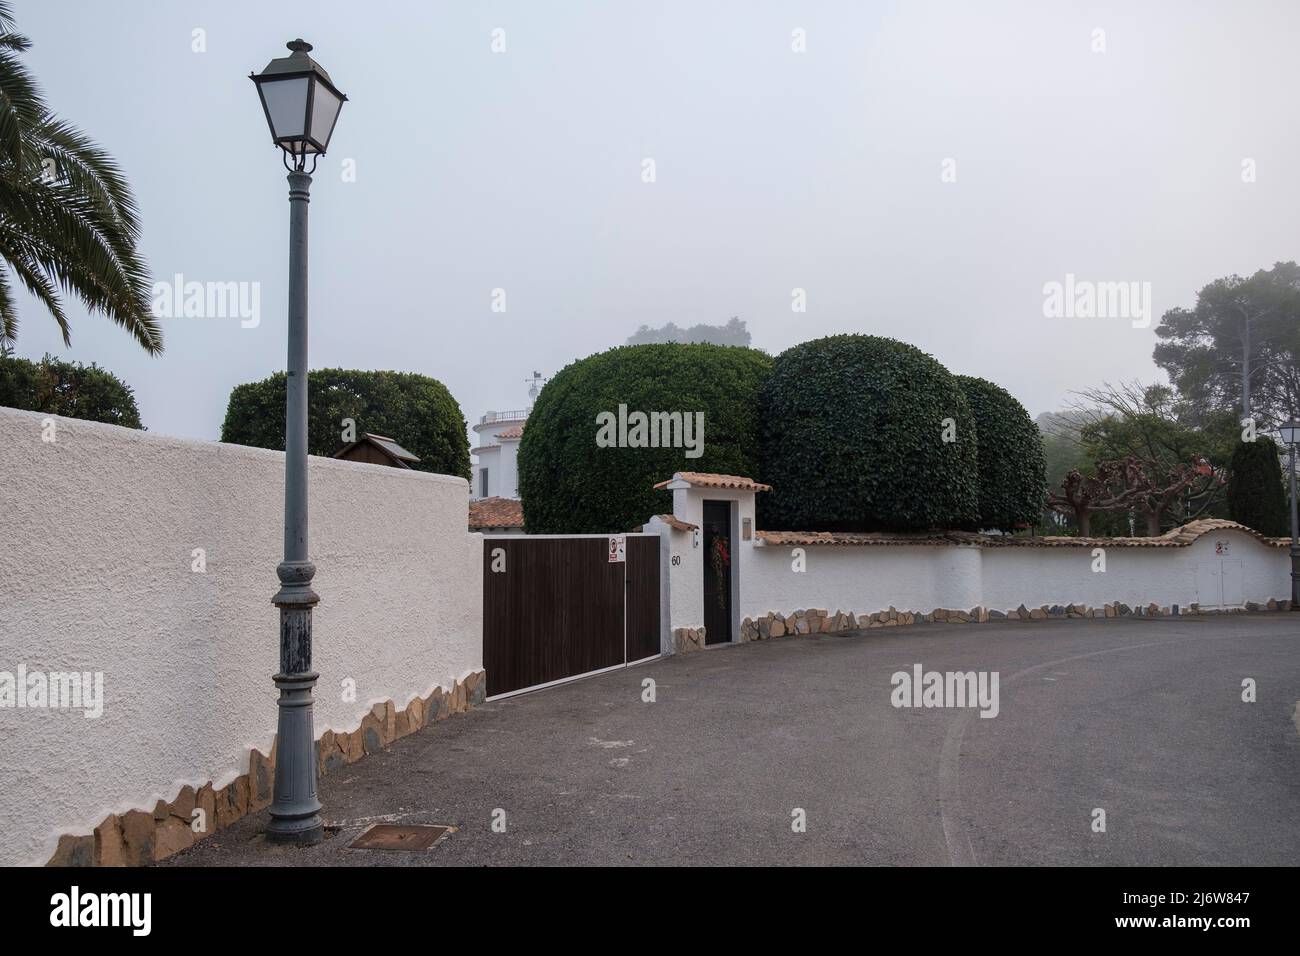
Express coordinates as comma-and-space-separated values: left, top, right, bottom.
1280, 420, 1300, 611
250, 39, 347, 845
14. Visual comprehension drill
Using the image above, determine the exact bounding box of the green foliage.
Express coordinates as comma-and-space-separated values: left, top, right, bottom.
1077, 383, 1237, 531
1039, 384, 1238, 536
1153, 262, 1300, 429
956, 375, 1046, 531
220, 369, 469, 478
1038, 414, 1091, 491
1227, 437, 1289, 536
0, 351, 142, 427
0, 2, 158, 353
1082, 408, 1238, 474
518, 343, 772, 533
760, 335, 978, 531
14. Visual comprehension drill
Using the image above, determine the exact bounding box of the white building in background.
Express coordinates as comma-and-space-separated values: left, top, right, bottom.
470, 412, 526, 500
469, 372, 545, 501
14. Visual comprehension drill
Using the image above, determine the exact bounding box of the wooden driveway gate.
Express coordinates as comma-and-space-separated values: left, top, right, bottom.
483, 533, 662, 698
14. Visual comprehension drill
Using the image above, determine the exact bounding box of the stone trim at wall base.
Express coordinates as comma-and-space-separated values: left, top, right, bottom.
45, 670, 487, 867
673, 627, 707, 653
735, 600, 1294, 643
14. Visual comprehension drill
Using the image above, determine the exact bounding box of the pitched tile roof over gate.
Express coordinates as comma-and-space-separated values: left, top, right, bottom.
469, 497, 524, 530
652, 472, 772, 492
632, 514, 698, 533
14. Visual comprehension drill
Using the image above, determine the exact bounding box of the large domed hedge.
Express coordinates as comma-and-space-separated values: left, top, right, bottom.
955, 375, 1047, 531
518, 344, 772, 533
759, 335, 978, 531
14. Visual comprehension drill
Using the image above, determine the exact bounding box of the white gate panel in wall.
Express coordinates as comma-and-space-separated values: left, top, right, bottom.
1196, 559, 1244, 609
1221, 559, 1244, 607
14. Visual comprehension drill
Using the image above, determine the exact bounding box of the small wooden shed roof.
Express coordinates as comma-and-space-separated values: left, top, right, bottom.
332, 433, 421, 468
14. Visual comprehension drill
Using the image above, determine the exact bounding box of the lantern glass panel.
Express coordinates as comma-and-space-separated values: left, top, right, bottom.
260, 76, 309, 139
309, 82, 344, 151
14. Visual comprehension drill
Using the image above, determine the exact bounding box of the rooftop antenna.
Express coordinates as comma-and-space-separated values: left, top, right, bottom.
526, 370, 546, 405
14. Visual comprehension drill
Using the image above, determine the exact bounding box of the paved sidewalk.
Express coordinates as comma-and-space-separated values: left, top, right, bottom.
166, 614, 1300, 866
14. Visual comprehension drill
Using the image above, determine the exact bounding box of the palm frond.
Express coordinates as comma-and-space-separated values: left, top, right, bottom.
0, 264, 17, 343
0, 1, 160, 354
0, 32, 30, 54
0, 232, 70, 344
0, 182, 159, 351
32, 115, 142, 239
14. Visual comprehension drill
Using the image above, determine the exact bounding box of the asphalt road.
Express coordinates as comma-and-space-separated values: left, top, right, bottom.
167, 614, 1300, 866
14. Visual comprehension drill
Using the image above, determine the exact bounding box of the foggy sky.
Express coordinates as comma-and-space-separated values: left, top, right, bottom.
11, 0, 1300, 439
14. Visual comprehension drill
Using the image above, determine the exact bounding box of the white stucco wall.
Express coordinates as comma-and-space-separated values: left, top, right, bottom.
743, 544, 984, 621
0, 407, 482, 867
979, 529, 1284, 611
661, 485, 1292, 634
498, 440, 520, 498
643, 516, 688, 654
471, 444, 499, 499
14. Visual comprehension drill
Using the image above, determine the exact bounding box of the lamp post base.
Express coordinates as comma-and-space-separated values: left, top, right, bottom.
266, 818, 324, 845
266, 670, 324, 845
267, 565, 322, 846
266, 818, 324, 846
1290, 444, 1299, 610
1290, 547, 1300, 610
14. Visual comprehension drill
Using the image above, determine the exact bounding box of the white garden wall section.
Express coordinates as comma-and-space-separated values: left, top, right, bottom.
655, 476, 1292, 639
0, 407, 482, 867
978, 536, 1284, 611
744, 545, 984, 619
744, 530, 1285, 619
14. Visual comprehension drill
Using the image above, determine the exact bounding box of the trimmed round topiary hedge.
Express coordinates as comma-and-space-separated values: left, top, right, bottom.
518, 343, 772, 533
955, 375, 1047, 531
1227, 436, 1289, 537
0, 353, 143, 429
759, 334, 979, 531
220, 368, 470, 479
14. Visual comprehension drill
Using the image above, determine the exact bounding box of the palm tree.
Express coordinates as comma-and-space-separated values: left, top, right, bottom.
0, 1, 160, 353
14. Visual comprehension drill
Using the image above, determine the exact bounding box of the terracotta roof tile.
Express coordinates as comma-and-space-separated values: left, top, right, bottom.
756, 530, 986, 548
652, 472, 772, 492
468, 497, 524, 530
755, 519, 1289, 549
635, 514, 698, 533
496, 425, 524, 439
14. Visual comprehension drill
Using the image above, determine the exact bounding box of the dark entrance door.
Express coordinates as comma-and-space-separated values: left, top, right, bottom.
702, 500, 732, 645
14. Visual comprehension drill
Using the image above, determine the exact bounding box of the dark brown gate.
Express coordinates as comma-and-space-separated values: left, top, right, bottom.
483, 534, 662, 698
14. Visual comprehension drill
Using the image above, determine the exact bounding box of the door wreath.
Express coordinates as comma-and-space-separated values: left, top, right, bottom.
710, 535, 730, 609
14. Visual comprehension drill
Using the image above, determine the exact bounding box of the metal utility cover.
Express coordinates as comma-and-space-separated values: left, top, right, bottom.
349, 823, 451, 851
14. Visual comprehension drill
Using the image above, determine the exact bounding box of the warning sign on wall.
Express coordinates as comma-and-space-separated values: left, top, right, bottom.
1215, 540, 1230, 556
608, 535, 626, 563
